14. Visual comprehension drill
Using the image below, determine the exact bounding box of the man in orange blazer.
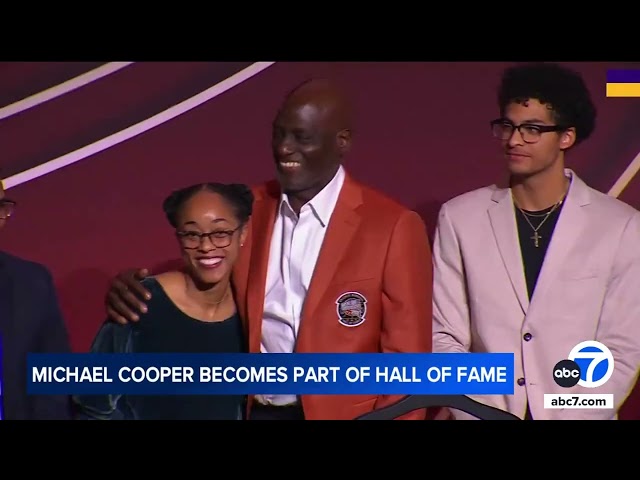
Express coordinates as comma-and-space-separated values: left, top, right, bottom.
103, 79, 433, 420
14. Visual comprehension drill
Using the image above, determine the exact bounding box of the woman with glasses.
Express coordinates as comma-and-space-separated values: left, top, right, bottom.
74, 183, 252, 420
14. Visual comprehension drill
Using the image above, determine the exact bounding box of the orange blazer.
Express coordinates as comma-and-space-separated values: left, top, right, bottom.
232, 173, 433, 420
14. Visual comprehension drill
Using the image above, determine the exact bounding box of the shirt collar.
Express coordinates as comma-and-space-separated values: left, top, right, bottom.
280, 165, 345, 227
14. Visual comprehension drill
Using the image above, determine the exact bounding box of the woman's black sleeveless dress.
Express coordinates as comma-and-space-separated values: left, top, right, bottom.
74, 277, 246, 420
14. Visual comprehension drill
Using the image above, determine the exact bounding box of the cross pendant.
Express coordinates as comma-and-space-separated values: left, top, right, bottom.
531, 231, 541, 247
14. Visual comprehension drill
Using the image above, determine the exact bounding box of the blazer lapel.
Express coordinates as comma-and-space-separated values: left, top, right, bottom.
245, 183, 279, 352
299, 175, 363, 332
526, 172, 590, 318
488, 187, 530, 314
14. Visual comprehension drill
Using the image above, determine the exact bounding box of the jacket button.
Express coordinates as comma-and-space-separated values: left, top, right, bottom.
517, 377, 526, 386
523, 333, 532, 341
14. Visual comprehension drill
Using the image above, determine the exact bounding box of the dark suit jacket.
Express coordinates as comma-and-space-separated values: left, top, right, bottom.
0, 250, 72, 419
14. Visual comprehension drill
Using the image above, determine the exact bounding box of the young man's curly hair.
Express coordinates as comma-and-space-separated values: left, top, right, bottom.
498, 62, 597, 146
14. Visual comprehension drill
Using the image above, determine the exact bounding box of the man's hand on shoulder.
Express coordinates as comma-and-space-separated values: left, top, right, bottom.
105, 268, 152, 324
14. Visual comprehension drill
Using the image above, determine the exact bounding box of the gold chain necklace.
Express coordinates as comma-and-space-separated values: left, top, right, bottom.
514, 199, 563, 248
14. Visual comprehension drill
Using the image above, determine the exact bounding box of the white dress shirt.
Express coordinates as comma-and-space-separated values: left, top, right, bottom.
256, 165, 345, 406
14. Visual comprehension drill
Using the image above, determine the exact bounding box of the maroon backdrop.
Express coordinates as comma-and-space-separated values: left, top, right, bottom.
2, 61, 639, 417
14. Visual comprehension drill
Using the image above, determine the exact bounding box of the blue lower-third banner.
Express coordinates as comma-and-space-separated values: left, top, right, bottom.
27, 353, 515, 395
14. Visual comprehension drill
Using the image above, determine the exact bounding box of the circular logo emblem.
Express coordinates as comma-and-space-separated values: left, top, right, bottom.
568, 340, 614, 388
553, 359, 581, 387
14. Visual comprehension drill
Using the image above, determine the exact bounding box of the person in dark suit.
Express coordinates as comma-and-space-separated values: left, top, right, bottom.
0, 180, 72, 420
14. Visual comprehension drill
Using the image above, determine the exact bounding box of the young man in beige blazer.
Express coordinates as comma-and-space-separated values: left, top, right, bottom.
432, 62, 640, 420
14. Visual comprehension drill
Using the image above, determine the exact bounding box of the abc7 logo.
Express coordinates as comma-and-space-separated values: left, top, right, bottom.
553, 340, 615, 388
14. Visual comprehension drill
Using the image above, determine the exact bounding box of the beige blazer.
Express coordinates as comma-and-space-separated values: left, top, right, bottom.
432, 169, 640, 420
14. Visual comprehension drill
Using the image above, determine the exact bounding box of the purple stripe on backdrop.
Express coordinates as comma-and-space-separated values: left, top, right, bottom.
607, 69, 640, 83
